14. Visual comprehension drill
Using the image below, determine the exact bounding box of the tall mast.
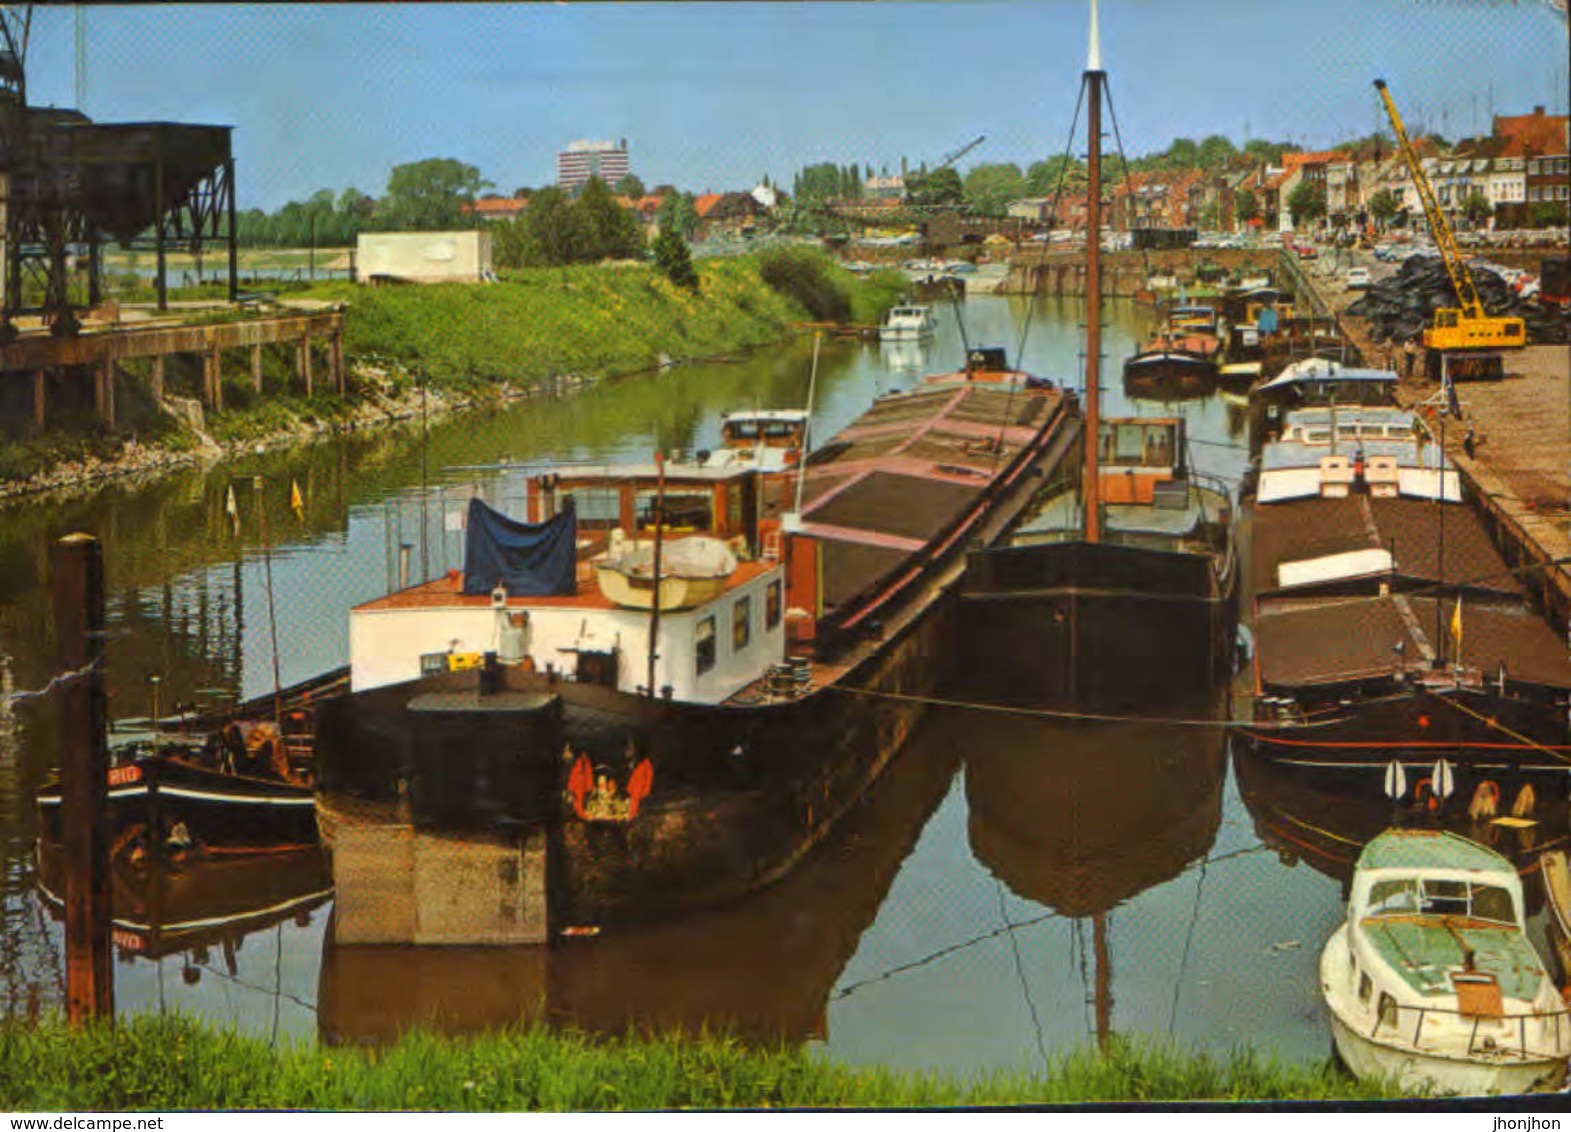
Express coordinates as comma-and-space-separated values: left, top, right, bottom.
1082, 0, 1105, 543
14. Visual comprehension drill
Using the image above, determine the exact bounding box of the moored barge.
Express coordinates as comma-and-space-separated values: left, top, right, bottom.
315, 369, 1076, 937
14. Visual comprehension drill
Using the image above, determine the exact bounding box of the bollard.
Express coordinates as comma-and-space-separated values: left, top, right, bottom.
53, 532, 114, 1026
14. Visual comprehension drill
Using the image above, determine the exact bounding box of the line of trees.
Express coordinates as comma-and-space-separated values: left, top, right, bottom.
236, 157, 490, 247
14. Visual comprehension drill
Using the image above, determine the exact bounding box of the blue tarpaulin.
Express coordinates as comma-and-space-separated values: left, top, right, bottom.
462, 497, 578, 597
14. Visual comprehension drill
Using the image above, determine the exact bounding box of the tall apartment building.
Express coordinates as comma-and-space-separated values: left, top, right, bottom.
557, 139, 631, 192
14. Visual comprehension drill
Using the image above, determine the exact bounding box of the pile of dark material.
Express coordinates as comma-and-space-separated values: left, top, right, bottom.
1347, 255, 1569, 344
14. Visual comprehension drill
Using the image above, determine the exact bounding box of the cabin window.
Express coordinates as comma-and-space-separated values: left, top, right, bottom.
1470, 884, 1516, 926
695, 616, 717, 676
561, 487, 622, 528
726, 484, 743, 535
733, 596, 751, 652
1367, 879, 1421, 917
1419, 878, 1470, 917
765, 580, 782, 630
637, 490, 713, 532
1358, 971, 1372, 1003
1376, 992, 1399, 1032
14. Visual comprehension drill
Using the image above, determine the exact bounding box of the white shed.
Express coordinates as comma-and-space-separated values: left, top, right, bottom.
355, 230, 493, 284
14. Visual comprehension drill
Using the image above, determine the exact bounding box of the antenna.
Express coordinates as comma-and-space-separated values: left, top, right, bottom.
74, 5, 85, 110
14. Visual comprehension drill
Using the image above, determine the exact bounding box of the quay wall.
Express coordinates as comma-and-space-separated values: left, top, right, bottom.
999, 249, 1280, 296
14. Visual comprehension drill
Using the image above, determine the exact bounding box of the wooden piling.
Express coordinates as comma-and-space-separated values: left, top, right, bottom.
32, 368, 46, 434
251, 342, 263, 394
53, 532, 114, 1026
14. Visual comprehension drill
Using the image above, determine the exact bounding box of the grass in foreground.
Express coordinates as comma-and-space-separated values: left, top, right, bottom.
0, 1015, 1403, 1110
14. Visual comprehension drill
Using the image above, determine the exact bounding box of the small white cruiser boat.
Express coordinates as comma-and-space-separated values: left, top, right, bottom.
1320, 829, 1570, 1096
879, 304, 935, 340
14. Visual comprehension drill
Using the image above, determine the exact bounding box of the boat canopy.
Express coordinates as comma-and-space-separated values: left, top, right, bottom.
1257, 364, 1397, 396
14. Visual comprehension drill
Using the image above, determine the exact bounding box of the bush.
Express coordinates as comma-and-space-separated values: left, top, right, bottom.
755, 246, 851, 322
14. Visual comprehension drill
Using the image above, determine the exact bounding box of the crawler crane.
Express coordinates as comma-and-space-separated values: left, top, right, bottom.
1373, 79, 1525, 363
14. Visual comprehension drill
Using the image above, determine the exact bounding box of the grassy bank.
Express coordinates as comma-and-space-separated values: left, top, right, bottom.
0, 1016, 1401, 1110
1, 252, 904, 489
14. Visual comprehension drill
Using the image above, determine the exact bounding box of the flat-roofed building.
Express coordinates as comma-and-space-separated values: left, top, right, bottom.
558, 139, 631, 192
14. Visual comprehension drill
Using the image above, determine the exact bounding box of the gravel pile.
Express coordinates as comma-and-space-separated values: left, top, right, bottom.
1346, 255, 1569, 345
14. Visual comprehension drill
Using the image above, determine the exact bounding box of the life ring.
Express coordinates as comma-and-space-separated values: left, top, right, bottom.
1414, 778, 1438, 813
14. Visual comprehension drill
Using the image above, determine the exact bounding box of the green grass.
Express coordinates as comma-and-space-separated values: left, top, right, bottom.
0, 1015, 1404, 1111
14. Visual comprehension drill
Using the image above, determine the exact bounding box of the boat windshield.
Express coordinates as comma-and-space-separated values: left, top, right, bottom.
1365, 877, 1518, 925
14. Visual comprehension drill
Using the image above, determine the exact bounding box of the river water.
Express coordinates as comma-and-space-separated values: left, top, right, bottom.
0, 294, 1557, 1077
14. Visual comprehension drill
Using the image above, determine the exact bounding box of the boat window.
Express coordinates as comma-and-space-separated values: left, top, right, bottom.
1358, 971, 1372, 1003
695, 616, 716, 676
725, 420, 761, 442
1469, 884, 1516, 925
1304, 428, 1332, 443
765, 580, 782, 630
733, 596, 751, 652
562, 487, 622, 528
726, 484, 743, 535
763, 421, 800, 440
1367, 878, 1421, 917
1419, 878, 1470, 917
1377, 992, 1399, 1031
637, 490, 713, 532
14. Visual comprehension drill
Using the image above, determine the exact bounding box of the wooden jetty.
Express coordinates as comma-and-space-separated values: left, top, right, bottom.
0, 305, 347, 432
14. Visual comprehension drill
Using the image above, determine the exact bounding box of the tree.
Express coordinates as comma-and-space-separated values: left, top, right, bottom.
380, 158, 491, 230
656, 192, 699, 240
907, 166, 963, 206
575, 177, 646, 261
1198, 135, 1237, 170
1234, 189, 1261, 224
1164, 138, 1201, 169
1528, 201, 1568, 229
1024, 155, 1086, 198
652, 226, 699, 291
516, 186, 586, 266
1462, 190, 1492, 228
1286, 180, 1327, 227
614, 173, 646, 199
1368, 189, 1400, 228
962, 163, 1026, 215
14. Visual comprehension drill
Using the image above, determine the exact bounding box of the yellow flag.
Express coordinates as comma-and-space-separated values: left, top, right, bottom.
225, 484, 240, 536
1450, 594, 1463, 653
290, 479, 305, 523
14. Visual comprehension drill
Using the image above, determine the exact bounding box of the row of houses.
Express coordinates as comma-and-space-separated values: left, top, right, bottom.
1011, 106, 1569, 235
461, 185, 776, 240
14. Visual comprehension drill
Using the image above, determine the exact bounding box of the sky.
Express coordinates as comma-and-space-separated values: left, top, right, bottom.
18, 1, 1571, 212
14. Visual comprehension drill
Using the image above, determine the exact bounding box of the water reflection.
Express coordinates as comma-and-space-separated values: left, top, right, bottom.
318, 704, 961, 1045
1233, 739, 1571, 907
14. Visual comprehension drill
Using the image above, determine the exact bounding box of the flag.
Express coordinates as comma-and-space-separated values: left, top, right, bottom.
225, 484, 240, 536
1450, 594, 1463, 655
290, 479, 305, 523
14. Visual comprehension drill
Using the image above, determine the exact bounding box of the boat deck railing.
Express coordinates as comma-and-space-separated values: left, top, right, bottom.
1372, 998, 1571, 1064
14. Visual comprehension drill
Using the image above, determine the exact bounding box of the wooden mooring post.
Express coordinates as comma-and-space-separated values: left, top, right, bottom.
52, 532, 114, 1026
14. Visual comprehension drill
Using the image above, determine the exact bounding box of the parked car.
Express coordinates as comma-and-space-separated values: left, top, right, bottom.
1345, 267, 1372, 290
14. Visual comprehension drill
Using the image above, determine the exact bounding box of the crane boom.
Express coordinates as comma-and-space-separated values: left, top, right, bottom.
1372, 79, 1525, 353
1373, 79, 1480, 318
936, 135, 986, 170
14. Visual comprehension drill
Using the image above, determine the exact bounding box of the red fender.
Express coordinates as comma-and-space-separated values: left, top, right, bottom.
626, 758, 654, 819
567, 753, 593, 818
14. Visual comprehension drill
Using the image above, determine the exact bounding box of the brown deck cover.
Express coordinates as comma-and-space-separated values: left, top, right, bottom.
1255, 594, 1571, 691
801, 382, 1064, 616
1250, 496, 1521, 598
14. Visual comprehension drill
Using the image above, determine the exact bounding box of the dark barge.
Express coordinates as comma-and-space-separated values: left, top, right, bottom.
315, 370, 1077, 939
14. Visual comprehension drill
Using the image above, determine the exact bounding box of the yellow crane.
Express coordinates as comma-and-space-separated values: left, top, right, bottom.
1373, 78, 1525, 353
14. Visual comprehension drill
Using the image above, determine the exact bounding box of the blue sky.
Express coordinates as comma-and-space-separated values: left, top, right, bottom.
20, 2, 1571, 211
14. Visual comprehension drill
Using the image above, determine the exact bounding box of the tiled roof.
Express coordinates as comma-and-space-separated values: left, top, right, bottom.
1494, 108, 1569, 155
694, 192, 724, 218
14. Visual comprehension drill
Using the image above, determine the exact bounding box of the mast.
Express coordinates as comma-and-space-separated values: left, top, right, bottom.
1083, 0, 1105, 543
646, 451, 666, 697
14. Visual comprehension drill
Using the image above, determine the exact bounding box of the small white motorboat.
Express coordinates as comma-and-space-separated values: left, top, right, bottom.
1320, 829, 1570, 1096
879, 304, 935, 340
